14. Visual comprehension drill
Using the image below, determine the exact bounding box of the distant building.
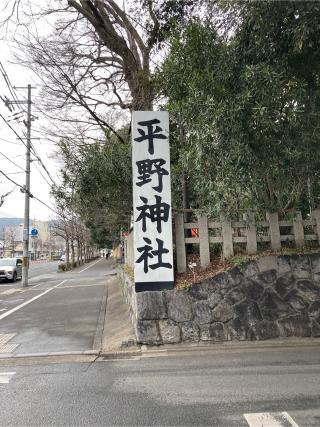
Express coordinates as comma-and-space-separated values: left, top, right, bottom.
1, 220, 65, 259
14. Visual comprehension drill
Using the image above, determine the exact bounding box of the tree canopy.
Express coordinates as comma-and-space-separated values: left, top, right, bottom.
160, 0, 320, 217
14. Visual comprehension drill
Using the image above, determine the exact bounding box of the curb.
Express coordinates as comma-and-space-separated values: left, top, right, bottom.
141, 337, 320, 356
0, 351, 99, 366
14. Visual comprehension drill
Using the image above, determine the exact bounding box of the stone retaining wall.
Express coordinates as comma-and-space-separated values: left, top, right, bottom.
120, 254, 320, 345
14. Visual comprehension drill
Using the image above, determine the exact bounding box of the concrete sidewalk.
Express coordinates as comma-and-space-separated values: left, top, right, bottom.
100, 274, 138, 355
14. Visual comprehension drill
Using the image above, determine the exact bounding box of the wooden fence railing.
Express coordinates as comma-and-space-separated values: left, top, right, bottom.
124, 209, 320, 275
174, 209, 320, 273
124, 231, 134, 269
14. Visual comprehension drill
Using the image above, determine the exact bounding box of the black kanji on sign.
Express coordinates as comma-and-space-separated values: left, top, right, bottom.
136, 237, 173, 273
136, 195, 170, 233
134, 119, 167, 155
136, 158, 169, 193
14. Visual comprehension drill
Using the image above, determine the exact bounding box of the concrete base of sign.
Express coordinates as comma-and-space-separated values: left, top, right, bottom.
135, 281, 174, 292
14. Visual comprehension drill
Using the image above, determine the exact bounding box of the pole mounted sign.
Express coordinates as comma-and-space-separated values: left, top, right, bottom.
132, 111, 174, 292
30, 228, 38, 238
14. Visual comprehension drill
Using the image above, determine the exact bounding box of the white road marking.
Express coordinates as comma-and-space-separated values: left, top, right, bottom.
59, 283, 107, 289
1, 289, 20, 296
78, 258, 102, 274
0, 280, 67, 321
0, 372, 15, 384
244, 412, 300, 427
0, 333, 16, 346
29, 283, 41, 289
0, 343, 18, 353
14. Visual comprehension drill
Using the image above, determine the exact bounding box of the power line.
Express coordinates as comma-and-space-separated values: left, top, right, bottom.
0, 111, 58, 187
33, 162, 53, 187
0, 61, 26, 114
0, 61, 58, 187
0, 169, 59, 215
0, 151, 25, 171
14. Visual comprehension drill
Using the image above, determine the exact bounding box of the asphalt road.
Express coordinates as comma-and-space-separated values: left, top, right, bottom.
0, 345, 319, 426
0, 258, 117, 355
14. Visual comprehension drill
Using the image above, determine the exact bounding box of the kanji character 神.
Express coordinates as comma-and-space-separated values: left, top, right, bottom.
136, 158, 169, 193
136, 195, 170, 233
134, 119, 167, 155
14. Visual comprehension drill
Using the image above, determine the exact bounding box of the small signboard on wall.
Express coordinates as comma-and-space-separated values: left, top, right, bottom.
132, 111, 174, 292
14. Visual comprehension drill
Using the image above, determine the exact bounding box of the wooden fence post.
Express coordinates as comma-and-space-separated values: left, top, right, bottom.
312, 209, 320, 245
198, 215, 210, 269
244, 212, 257, 255
175, 213, 187, 273
220, 213, 234, 258
293, 211, 304, 248
266, 212, 281, 251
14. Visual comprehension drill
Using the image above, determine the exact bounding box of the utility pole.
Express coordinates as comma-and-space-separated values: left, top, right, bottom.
22, 84, 32, 287
5, 84, 34, 286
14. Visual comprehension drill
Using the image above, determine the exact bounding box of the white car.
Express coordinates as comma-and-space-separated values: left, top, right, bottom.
0, 258, 23, 282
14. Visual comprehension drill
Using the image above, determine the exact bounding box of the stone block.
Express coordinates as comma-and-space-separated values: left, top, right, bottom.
234, 300, 262, 327
167, 290, 194, 322
311, 319, 320, 337
260, 288, 292, 321
250, 320, 280, 340
310, 255, 320, 282
277, 314, 311, 337
212, 302, 234, 323
136, 320, 162, 345
199, 324, 210, 341
296, 279, 320, 301
242, 278, 264, 301
208, 291, 223, 309
200, 323, 227, 342
159, 320, 181, 344
308, 300, 320, 318
290, 255, 311, 279
284, 289, 309, 313
310, 253, 320, 273
207, 272, 231, 292
136, 291, 167, 320
224, 288, 246, 306
274, 275, 295, 298
226, 267, 244, 286
194, 300, 213, 324
181, 322, 200, 342
256, 270, 277, 284
277, 256, 292, 275
240, 261, 259, 278
208, 322, 228, 342
257, 256, 278, 273
226, 317, 247, 340
189, 282, 209, 300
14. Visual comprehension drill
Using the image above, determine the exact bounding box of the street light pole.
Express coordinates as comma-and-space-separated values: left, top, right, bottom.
22, 84, 32, 288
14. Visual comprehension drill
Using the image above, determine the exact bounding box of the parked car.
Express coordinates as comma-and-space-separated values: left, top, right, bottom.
0, 257, 23, 282
59, 254, 66, 262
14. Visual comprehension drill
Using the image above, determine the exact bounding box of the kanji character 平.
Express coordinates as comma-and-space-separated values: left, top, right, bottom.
136, 158, 169, 193
134, 118, 167, 155
136, 237, 172, 273
136, 195, 170, 233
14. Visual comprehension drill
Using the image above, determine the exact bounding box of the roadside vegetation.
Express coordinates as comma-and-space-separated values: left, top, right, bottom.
2, 1, 320, 253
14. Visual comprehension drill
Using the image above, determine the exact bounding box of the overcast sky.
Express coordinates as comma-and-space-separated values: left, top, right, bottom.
0, 7, 60, 221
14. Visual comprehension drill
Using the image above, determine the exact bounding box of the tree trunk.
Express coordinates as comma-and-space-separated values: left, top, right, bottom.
66, 239, 70, 268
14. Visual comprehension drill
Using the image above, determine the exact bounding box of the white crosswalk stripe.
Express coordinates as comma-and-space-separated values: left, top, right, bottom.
0, 372, 16, 384
244, 412, 299, 427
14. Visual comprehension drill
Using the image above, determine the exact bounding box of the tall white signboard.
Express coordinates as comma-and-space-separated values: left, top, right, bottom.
132, 111, 174, 292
